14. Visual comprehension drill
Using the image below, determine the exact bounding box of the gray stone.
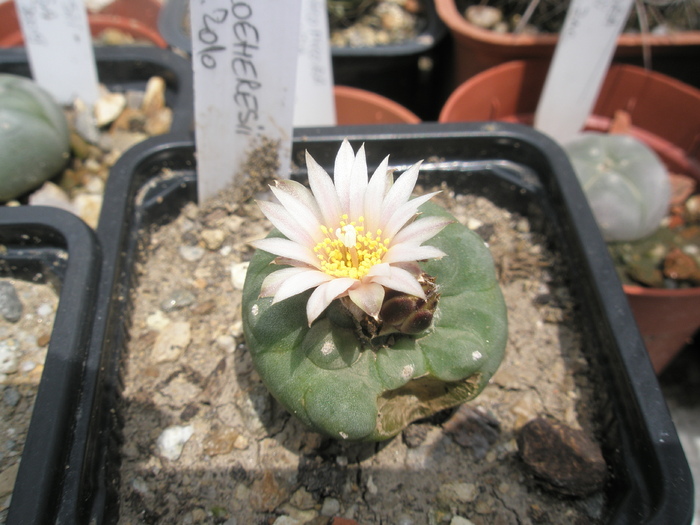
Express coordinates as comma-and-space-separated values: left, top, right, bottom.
178, 245, 205, 262
160, 289, 196, 312
0, 339, 20, 374
443, 405, 500, 459
0, 282, 22, 323
3, 387, 20, 407
320, 497, 340, 516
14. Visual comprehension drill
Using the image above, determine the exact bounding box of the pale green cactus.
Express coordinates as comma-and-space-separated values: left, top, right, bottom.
564, 133, 670, 243
0, 74, 70, 201
242, 140, 507, 441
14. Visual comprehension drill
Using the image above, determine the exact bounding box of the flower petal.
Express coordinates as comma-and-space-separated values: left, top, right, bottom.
306, 150, 342, 227
349, 143, 368, 220
382, 191, 440, 240
348, 282, 385, 318
271, 181, 323, 242
306, 277, 356, 325
257, 199, 315, 246
369, 265, 426, 299
260, 266, 311, 297
334, 139, 355, 211
273, 269, 334, 304
383, 244, 446, 264
380, 160, 423, 226
391, 215, 452, 246
364, 155, 390, 233
250, 237, 321, 269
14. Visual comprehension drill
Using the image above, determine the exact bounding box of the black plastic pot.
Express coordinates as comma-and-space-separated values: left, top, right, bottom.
73, 123, 691, 523
0, 45, 194, 137
0, 206, 101, 525
157, 0, 449, 121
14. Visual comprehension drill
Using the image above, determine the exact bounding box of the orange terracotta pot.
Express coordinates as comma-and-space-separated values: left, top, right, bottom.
0, 0, 166, 48
440, 60, 700, 373
434, 0, 700, 87
334, 85, 421, 125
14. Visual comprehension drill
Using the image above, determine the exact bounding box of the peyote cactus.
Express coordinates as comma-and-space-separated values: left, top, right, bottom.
564, 133, 671, 243
242, 140, 507, 441
0, 74, 70, 201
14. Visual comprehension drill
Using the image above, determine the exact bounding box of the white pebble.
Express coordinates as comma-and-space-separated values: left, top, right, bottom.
36, 303, 54, 317
0, 339, 20, 374
230, 262, 250, 290
151, 321, 191, 363
156, 425, 194, 461
179, 245, 205, 262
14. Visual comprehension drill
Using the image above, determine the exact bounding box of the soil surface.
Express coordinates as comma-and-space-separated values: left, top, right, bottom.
116, 171, 607, 524
0, 280, 58, 523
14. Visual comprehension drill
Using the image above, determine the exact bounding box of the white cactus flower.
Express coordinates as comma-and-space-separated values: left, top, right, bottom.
251, 139, 451, 325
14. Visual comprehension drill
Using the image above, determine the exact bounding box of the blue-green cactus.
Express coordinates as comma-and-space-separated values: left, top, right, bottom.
242, 140, 507, 441
564, 133, 670, 242
0, 74, 70, 201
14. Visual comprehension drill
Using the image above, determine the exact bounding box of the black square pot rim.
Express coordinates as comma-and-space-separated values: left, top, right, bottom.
0, 205, 102, 525
157, 0, 447, 57
83, 121, 693, 524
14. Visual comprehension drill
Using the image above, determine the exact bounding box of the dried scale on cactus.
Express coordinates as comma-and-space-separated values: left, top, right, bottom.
243, 139, 508, 441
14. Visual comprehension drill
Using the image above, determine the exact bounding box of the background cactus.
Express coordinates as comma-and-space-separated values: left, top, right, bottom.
243, 200, 507, 441
564, 133, 671, 242
0, 74, 70, 201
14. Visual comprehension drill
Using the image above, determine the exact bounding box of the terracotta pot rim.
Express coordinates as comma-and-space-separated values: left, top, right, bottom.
334, 85, 422, 124
434, 0, 700, 47
0, 12, 167, 48
623, 284, 700, 297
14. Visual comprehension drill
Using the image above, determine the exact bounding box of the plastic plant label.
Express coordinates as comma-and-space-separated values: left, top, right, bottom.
15, 0, 99, 106
293, 0, 336, 127
534, 0, 634, 144
190, 0, 302, 203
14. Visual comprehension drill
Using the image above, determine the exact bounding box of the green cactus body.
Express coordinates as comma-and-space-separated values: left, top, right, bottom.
0, 74, 71, 201
243, 201, 507, 441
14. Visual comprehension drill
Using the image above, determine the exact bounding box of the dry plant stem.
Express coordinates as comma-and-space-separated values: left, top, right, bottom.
514, 0, 541, 33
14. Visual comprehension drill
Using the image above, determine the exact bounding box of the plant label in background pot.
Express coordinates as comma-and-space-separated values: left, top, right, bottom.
15, 0, 99, 106
564, 133, 671, 242
190, 0, 302, 203
293, 0, 336, 127
534, 0, 633, 144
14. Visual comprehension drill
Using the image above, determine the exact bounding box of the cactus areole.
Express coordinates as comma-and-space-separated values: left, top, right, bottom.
242, 140, 507, 441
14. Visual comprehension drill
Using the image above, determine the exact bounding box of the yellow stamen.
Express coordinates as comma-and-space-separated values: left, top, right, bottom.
314, 216, 390, 279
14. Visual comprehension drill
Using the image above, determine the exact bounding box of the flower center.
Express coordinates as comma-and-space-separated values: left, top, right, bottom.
313, 215, 390, 279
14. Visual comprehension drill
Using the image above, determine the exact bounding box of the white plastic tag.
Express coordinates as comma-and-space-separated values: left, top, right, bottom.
190, 0, 302, 203
534, 0, 634, 144
293, 0, 336, 127
15, 0, 99, 106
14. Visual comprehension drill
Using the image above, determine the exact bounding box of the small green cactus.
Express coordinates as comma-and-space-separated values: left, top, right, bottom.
564, 133, 670, 242
242, 140, 507, 441
0, 74, 70, 201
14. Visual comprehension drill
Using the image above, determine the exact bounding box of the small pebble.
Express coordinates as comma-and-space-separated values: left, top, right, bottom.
160, 289, 196, 312
3, 387, 20, 407
0, 282, 22, 323
36, 302, 54, 317
178, 245, 205, 262
230, 262, 250, 290
156, 424, 194, 461
0, 339, 20, 374
321, 497, 341, 516
151, 321, 191, 363
450, 516, 476, 525
201, 229, 226, 251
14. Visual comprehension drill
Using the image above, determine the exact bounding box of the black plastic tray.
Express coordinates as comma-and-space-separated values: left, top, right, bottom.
0, 206, 101, 525
0, 46, 194, 137
77, 123, 692, 524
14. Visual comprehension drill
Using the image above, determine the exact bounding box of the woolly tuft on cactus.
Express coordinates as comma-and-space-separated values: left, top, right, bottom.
242, 140, 507, 441
0, 74, 71, 202
564, 133, 671, 243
